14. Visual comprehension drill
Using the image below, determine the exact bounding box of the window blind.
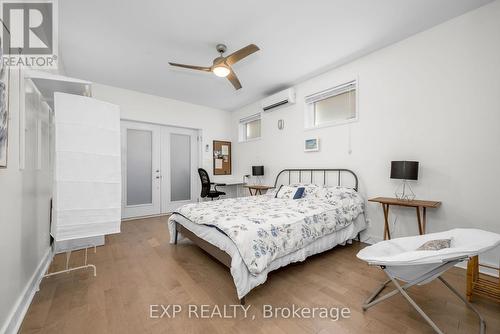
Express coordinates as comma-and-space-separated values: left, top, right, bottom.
239, 113, 261, 124
305, 81, 356, 105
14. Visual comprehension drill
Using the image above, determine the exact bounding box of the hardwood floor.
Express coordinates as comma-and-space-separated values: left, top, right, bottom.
21, 216, 500, 334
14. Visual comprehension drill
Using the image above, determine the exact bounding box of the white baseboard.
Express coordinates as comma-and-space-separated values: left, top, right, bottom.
361, 233, 499, 278
121, 213, 170, 221
1, 247, 53, 334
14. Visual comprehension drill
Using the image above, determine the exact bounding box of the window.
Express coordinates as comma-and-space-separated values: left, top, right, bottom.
239, 113, 261, 141
305, 80, 357, 129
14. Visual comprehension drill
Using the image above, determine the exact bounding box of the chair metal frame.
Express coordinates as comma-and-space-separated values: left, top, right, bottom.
363, 256, 486, 334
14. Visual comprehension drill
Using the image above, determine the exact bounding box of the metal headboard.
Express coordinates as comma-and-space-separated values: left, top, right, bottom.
273, 168, 358, 191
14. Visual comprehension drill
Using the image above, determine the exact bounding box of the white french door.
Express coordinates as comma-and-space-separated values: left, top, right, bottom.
121, 121, 199, 219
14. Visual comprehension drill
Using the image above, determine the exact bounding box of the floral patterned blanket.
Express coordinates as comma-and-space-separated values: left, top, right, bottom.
172, 191, 364, 275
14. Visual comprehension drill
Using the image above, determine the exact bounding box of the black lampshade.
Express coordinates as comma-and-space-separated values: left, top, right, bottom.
252, 166, 264, 176
390, 161, 419, 180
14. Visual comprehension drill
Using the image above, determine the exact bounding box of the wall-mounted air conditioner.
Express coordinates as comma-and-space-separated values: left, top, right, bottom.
261, 88, 295, 112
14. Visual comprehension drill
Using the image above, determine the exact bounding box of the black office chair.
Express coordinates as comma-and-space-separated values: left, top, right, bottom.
198, 168, 226, 200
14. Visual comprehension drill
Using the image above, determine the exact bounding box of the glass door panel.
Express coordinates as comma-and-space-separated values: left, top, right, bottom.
170, 133, 191, 201
121, 121, 161, 218
126, 129, 153, 205
161, 127, 199, 213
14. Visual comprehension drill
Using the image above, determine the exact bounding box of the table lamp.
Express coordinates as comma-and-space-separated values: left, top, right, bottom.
252, 166, 264, 184
391, 161, 419, 200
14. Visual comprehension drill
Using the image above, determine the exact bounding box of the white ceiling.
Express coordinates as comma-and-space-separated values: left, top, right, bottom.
59, 0, 492, 111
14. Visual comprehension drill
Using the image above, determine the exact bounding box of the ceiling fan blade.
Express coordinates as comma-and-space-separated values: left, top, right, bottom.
227, 69, 242, 90
168, 62, 211, 72
225, 44, 260, 66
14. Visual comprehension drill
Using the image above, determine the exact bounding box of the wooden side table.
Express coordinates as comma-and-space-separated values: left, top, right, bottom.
368, 197, 441, 240
243, 185, 273, 196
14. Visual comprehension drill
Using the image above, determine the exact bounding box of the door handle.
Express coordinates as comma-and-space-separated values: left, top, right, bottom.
155, 176, 160, 179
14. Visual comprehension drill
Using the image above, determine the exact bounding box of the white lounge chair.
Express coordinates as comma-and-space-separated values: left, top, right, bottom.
357, 228, 500, 334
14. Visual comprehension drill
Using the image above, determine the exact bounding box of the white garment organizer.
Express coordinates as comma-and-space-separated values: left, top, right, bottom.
51, 92, 121, 241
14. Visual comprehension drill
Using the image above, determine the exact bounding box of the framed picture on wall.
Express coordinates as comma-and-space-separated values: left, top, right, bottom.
304, 138, 319, 152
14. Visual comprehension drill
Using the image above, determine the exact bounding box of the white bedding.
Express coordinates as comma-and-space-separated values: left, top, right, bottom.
168, 205, 366, 299
172, 191, 364, 275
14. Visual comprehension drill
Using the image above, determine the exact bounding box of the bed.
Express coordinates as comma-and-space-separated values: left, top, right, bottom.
167, 168, 366, 303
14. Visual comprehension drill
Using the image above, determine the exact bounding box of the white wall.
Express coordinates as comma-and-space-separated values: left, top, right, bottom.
231, 1, 500, 265
92, 84, 232, 181
0, 72, 52, 333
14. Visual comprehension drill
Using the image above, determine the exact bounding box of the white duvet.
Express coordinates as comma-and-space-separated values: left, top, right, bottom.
168, 212, 366, 299
170, 189, 364, 275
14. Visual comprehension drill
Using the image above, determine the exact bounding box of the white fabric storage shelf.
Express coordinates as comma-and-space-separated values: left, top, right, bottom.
52, 92, 121, 241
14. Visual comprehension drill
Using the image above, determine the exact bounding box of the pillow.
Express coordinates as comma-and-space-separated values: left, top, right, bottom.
264, 187, 279, 198
275, 185, 305, 199
417, 239, 451, 251
289, 183, 320, 198
293, 187, 305, 199
315, 186, 357, 200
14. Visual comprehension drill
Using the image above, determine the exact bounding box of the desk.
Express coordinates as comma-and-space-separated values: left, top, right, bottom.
243, 185, 274, 196
211, 177, 245, 198
368, 197, 441, 240
211, 176, 244, 186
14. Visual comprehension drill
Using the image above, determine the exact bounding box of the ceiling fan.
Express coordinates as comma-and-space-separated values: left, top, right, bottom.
169, 43, 260, 90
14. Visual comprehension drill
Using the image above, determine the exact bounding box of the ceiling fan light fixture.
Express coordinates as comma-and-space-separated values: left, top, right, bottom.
169, 43, 259, 89
212, 65, 230, 77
